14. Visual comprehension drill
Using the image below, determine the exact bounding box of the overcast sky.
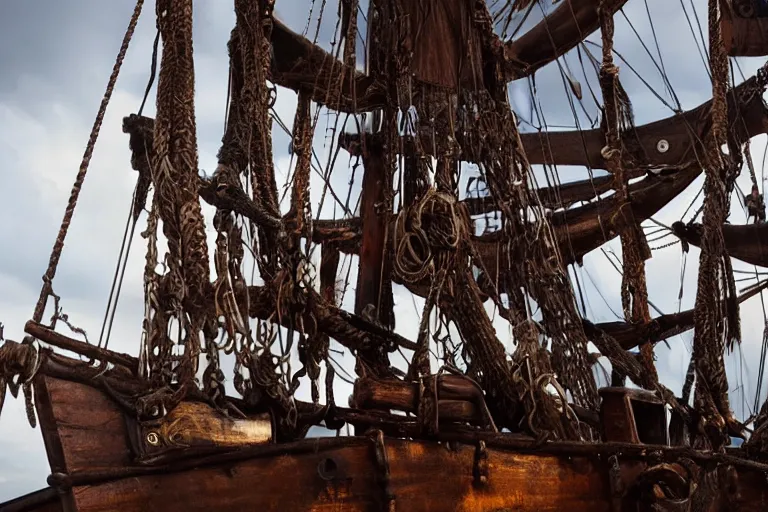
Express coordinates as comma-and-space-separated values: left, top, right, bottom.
2, 0, 768, 502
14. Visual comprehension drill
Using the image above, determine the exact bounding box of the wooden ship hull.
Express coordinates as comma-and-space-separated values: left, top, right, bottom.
3, 330, 768, 512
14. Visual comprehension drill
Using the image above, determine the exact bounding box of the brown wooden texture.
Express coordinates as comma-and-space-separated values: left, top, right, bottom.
352, 376, 482, 423
134, 402, 272, 462
585, 279, 768, 350
36, 375, 132, 474
384, 0, 483, 91
338, 73, 768, 172
504, 0, 629, 80
68, 438, 610, 512
518, 74, 768, 168
674, 221, 768, 268
34, 373, 275, 470
354, 140, 393, 330
0, 488, 62, 512
270, 19, 384, 112
721, 2, 768, 57
23, 363, 768, 511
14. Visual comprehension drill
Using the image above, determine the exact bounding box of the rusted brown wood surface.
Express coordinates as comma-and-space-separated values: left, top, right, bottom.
16, 364, 768, 511
67, 438, 610, 512
721, 5, 768, 57
354, 138, 394, 332
33, 373, 275, 471
0, 488, 61, 512
34, 374, 133, 475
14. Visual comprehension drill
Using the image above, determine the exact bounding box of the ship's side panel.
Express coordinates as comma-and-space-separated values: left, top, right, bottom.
68, 439, 610, 512
0, 487, 63, 512
34, 375, 132, 474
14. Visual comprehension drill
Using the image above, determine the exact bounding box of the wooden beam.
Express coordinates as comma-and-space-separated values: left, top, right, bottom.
270, 19, 386, 113
25, 322, 138, 372
503, 0, 629, 80
354, 139, 390, 323
337, 76, 768, 172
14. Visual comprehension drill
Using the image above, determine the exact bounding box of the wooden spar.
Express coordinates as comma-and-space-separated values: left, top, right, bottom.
673, 221, 768, 268
23, 281, 420, 359
269, 18, 384, 113
503, 0, 629, 80
2, 348, 768, 510
464, 172, 644, 211
585, 278, 768, 350
195, 160, 695, 292
127, 65, 768, 263
30, 269, 767, 433
548, 166, 701, 265
24, 321, 138, 372
267, 0, 627, 115
518, 74, 768, 168
29, 270, 768, 428
336, 72, 768, 180
308, 164, 703, 269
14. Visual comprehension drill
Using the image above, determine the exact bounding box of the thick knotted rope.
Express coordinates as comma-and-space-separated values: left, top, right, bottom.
597, 0, 658, 387
689, 0, 743, 449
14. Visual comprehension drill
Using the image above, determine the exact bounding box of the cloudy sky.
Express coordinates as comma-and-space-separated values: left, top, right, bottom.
1, 0, 768, 502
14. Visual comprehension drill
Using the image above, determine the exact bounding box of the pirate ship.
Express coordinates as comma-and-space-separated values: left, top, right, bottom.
4, 0, 768, 510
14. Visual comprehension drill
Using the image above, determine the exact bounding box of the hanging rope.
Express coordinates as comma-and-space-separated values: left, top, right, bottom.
31, 0, 145, 324
688, 0, 742, 450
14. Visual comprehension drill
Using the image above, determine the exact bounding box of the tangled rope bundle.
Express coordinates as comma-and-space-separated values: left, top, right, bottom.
393, 189, 467, 285
0, 340, 41, 427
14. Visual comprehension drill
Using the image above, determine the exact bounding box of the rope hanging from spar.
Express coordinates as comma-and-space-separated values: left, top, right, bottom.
31, 0, 145, 325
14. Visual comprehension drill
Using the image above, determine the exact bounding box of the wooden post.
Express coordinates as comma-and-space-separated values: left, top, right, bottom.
354, 137, 393, 329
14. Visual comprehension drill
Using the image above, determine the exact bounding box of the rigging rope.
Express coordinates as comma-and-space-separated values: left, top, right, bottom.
98, 35, 162, 353
31, 0, 145, 325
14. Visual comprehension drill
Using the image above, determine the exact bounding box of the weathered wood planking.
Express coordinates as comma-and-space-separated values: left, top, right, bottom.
34, 374, 132, 474
28, 365, 768, 511
34, 374, 274, 470
70, 439, 610, 512
0, 487, 62, 512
